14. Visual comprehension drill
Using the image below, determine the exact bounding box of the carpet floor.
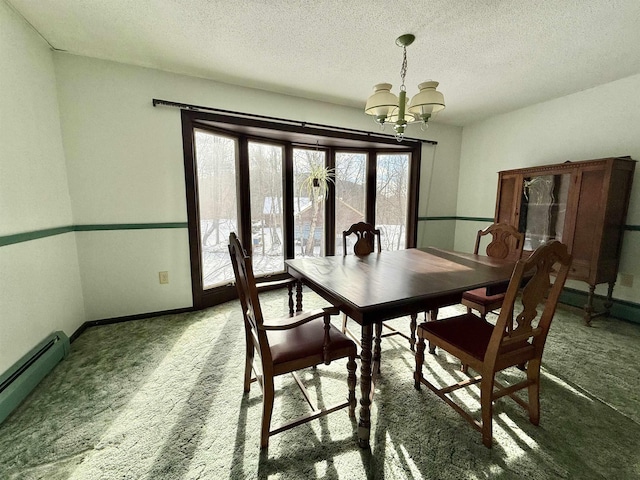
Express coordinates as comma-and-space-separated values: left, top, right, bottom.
0, 289, 639, 479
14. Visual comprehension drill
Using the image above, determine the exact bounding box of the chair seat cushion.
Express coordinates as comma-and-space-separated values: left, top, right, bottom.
462, 287, 505, 306
419, 314, 494, 361
268, 319, 355, 366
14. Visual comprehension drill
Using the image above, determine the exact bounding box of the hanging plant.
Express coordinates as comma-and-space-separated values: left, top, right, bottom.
299, 163, 335, 198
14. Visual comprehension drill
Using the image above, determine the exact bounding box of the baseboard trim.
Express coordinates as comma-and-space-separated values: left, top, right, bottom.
559, 287, 640, 324
0, 332, 70, 424
70, 306, 195, 343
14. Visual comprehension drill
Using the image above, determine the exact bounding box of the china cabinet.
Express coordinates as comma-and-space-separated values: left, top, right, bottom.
494, 156, 635, 325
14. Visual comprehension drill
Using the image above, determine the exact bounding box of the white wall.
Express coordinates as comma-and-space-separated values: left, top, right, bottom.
53, 53, 464, 320
456, 74, 640, 303
416, 126, 463, 249
0, 2, 85, 373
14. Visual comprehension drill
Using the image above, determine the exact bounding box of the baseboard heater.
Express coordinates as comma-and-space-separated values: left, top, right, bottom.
0, 331, 70, 424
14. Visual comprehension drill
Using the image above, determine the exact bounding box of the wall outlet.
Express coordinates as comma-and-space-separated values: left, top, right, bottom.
159, 271, 169, 284
620, 273, 633, 288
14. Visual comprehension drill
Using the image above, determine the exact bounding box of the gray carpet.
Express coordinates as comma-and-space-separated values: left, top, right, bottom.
1, 289, 639, 479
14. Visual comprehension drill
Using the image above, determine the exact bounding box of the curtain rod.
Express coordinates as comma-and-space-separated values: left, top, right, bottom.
152, 98, 438, 146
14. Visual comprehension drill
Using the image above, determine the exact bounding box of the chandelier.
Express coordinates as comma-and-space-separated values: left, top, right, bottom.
364, 34, 445, 141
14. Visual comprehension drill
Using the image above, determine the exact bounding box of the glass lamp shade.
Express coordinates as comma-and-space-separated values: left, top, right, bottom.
364, 83, 399, 123
408, 81, 445, 121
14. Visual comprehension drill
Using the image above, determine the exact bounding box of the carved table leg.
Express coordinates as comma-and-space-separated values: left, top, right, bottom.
583, 285, 595, 326
428, 309, 438, 354
358, 324, 373, 449
409, 313, 417, 351
373, 322, 382, 374
287, 283, 294, 316
295, 281, 303, 312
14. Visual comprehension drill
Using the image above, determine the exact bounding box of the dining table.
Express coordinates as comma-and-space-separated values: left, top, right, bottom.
285, 246, 518, 448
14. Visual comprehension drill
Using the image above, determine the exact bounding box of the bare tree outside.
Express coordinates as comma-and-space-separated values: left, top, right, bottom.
195, 130, 238, 287
335, 152, 367, 252
376, 154, 409, 251
293, 148, 329, 257
193, 132, 411, 288
248, 142, 285, 275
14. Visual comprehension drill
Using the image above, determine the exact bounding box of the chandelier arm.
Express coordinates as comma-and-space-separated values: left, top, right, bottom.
364, 33, 445, 142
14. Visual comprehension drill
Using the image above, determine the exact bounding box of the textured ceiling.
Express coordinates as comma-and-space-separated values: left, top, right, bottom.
8, 0, 640, 126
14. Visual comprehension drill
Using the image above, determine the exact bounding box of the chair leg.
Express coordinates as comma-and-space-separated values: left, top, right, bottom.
347, 355, 357, 417
527, 359, 541, 425
414, 337, 425, 390
341, 313, 348, 334
244, 340, 254, 393
260, 377, 275, 449
480, 375, 495, 448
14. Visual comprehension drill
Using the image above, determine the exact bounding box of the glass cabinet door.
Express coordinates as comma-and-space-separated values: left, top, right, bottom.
519, 173, 571, 250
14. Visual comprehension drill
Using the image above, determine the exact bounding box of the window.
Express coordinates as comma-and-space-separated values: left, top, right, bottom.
335, 152, 367, 253
194, 130, 238, 289
376, 153, 410, 251
249, 142, 285, 275
294, 148, 327, 257
182, 111, 422, 309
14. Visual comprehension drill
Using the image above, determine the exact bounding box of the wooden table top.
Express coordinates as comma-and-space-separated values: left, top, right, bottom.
285, 247, 516, 325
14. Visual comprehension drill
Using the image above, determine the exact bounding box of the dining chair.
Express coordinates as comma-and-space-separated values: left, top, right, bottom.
414, 240, 572, 447
461, 223, 525, 320
228, 232, 357, 449
341, 222, 411, 349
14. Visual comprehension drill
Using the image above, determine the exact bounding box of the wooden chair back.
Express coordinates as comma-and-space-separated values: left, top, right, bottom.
474, 223, 524, 262
415, 240, 572, 447
228, 232, 271, 364
343, 222, 381, 256
488, 240, 571, 366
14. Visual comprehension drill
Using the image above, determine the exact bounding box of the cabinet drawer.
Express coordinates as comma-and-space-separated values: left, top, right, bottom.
569, 260, 590, 281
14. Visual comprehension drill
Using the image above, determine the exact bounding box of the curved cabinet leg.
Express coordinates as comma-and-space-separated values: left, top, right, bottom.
583, 285, 595, 326
604, 282, 615, 316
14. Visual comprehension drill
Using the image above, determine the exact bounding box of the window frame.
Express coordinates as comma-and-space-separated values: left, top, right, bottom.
181, 109, 422, 309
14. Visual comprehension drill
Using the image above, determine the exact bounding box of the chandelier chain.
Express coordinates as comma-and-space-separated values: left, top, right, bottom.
400, 46, 408, 92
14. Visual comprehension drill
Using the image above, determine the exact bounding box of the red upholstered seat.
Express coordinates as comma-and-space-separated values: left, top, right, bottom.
269, 318, 356, 366
462, 287, 505, 305
419, 314, 493, 361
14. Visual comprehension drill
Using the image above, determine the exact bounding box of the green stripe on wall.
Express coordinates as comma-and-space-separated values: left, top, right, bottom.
74, 223, 188, 231
419, 216, 640, 230
0, 226, 74, 247
0, 223, 188, 247
418, 216, 494, 222
2, 220, 638, 247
